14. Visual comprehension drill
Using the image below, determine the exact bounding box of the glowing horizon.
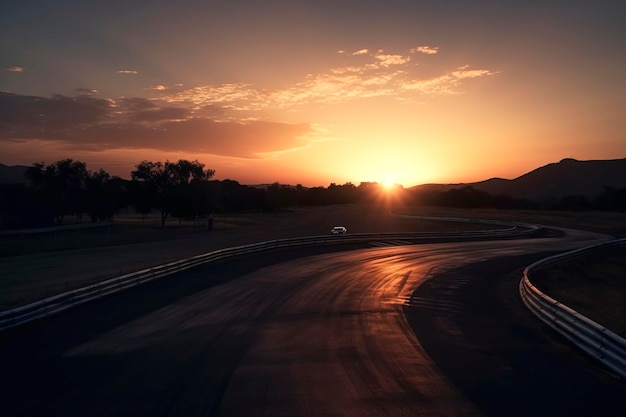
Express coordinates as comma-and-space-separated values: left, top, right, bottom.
2, 1, 625, 188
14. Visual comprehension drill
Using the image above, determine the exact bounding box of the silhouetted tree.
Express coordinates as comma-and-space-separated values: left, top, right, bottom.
492, 194, 539, 210
327, 182, 359, 204
594, 186, 626, 212
214, 180, 266, 212
443, 186, 493, 208
301, 186, 328, 205
413, 186, 494, 209
357, 182, 379, 202
266, 182, 298, 209
130, 159, 215, 227
0, 183, 48, 229
552, 194, 590, 211
24, 159, 89, 225
84, 171, 128, 222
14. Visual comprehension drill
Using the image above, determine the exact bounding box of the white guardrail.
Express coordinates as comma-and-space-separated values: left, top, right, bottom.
520, 238, 626, 379
0, 223, 538, 332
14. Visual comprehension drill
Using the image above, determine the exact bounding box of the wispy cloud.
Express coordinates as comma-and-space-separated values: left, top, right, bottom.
401, 65, 497, 95
374, 53, 410, 67
159, 46, 496, 110
6, 66, 24, 73
411, 46, 439, 55
75, 88, 99, 95
117, 70, 138, 75
163, 83, 268, 111
451, 65, 493, 79
145, 85, 167, 91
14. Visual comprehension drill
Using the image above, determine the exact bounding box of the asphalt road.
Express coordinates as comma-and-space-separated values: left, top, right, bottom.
2, 228, 625, 416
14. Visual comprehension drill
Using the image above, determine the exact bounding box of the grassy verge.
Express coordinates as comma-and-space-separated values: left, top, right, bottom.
531, 246, 626, 337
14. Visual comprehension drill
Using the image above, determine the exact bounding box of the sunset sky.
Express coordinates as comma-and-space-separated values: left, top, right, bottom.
1, 0, 625, 187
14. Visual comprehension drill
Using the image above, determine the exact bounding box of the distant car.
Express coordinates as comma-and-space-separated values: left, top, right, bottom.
331, 226, 347, 234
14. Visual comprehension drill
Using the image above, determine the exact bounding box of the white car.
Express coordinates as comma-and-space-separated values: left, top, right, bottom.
330, 226, 347, 234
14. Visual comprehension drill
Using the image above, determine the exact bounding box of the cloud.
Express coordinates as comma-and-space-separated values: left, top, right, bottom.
411, 46, 439, 55
0, 91, 314, 159
0, 92, 112, 132
117, 70, 139, 75
119, 119, 311, 157
401, 65, 497, 94
157, 47, 496, 109
270, 68, 401, 106
162, 83, 268, 111
75, 88, 99, 95
0, 47, 497, 162
145, 85, 167, 91
451, 65, 493, 79
129, 106, 190, 122
374, 53, 410, 67
116, 97, 158, 111
6, 66, 24, 73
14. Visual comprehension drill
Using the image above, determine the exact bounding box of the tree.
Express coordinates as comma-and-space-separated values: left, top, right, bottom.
214, 179, 266, 212
266, 182, 298, 209
130, 159, 215, 227
0, 183, 46, 229
594, 186, 626, 212
84, 170, 128, 222
24, 159, 89, 225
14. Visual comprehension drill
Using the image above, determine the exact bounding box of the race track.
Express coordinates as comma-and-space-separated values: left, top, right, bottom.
2, 228, 625, 416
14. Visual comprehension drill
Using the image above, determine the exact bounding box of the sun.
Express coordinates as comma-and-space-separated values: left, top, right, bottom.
382, 178, 395, 189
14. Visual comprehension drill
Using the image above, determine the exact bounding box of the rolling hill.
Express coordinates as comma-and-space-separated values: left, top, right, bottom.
412, 158, 626, 200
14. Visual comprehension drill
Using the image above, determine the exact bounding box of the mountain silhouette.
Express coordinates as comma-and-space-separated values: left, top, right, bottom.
413, 158, 626, 200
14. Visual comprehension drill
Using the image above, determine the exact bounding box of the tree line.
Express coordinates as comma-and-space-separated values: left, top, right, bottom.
1, 159, 625, 230
0, 159, 396, 229
412, 185, 626, 212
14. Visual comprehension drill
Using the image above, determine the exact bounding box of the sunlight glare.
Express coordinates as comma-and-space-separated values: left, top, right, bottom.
382, 178, 395, 189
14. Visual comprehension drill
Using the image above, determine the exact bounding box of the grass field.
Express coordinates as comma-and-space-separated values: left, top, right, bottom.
3, 205, 625, 258
0, 204, 506, 308
0, 205, 519, 257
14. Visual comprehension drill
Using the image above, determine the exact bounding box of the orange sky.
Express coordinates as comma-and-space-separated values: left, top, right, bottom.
1, 1, 625, 187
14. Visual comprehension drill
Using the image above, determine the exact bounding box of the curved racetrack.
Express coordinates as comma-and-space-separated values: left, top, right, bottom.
2, 228, 625, 416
